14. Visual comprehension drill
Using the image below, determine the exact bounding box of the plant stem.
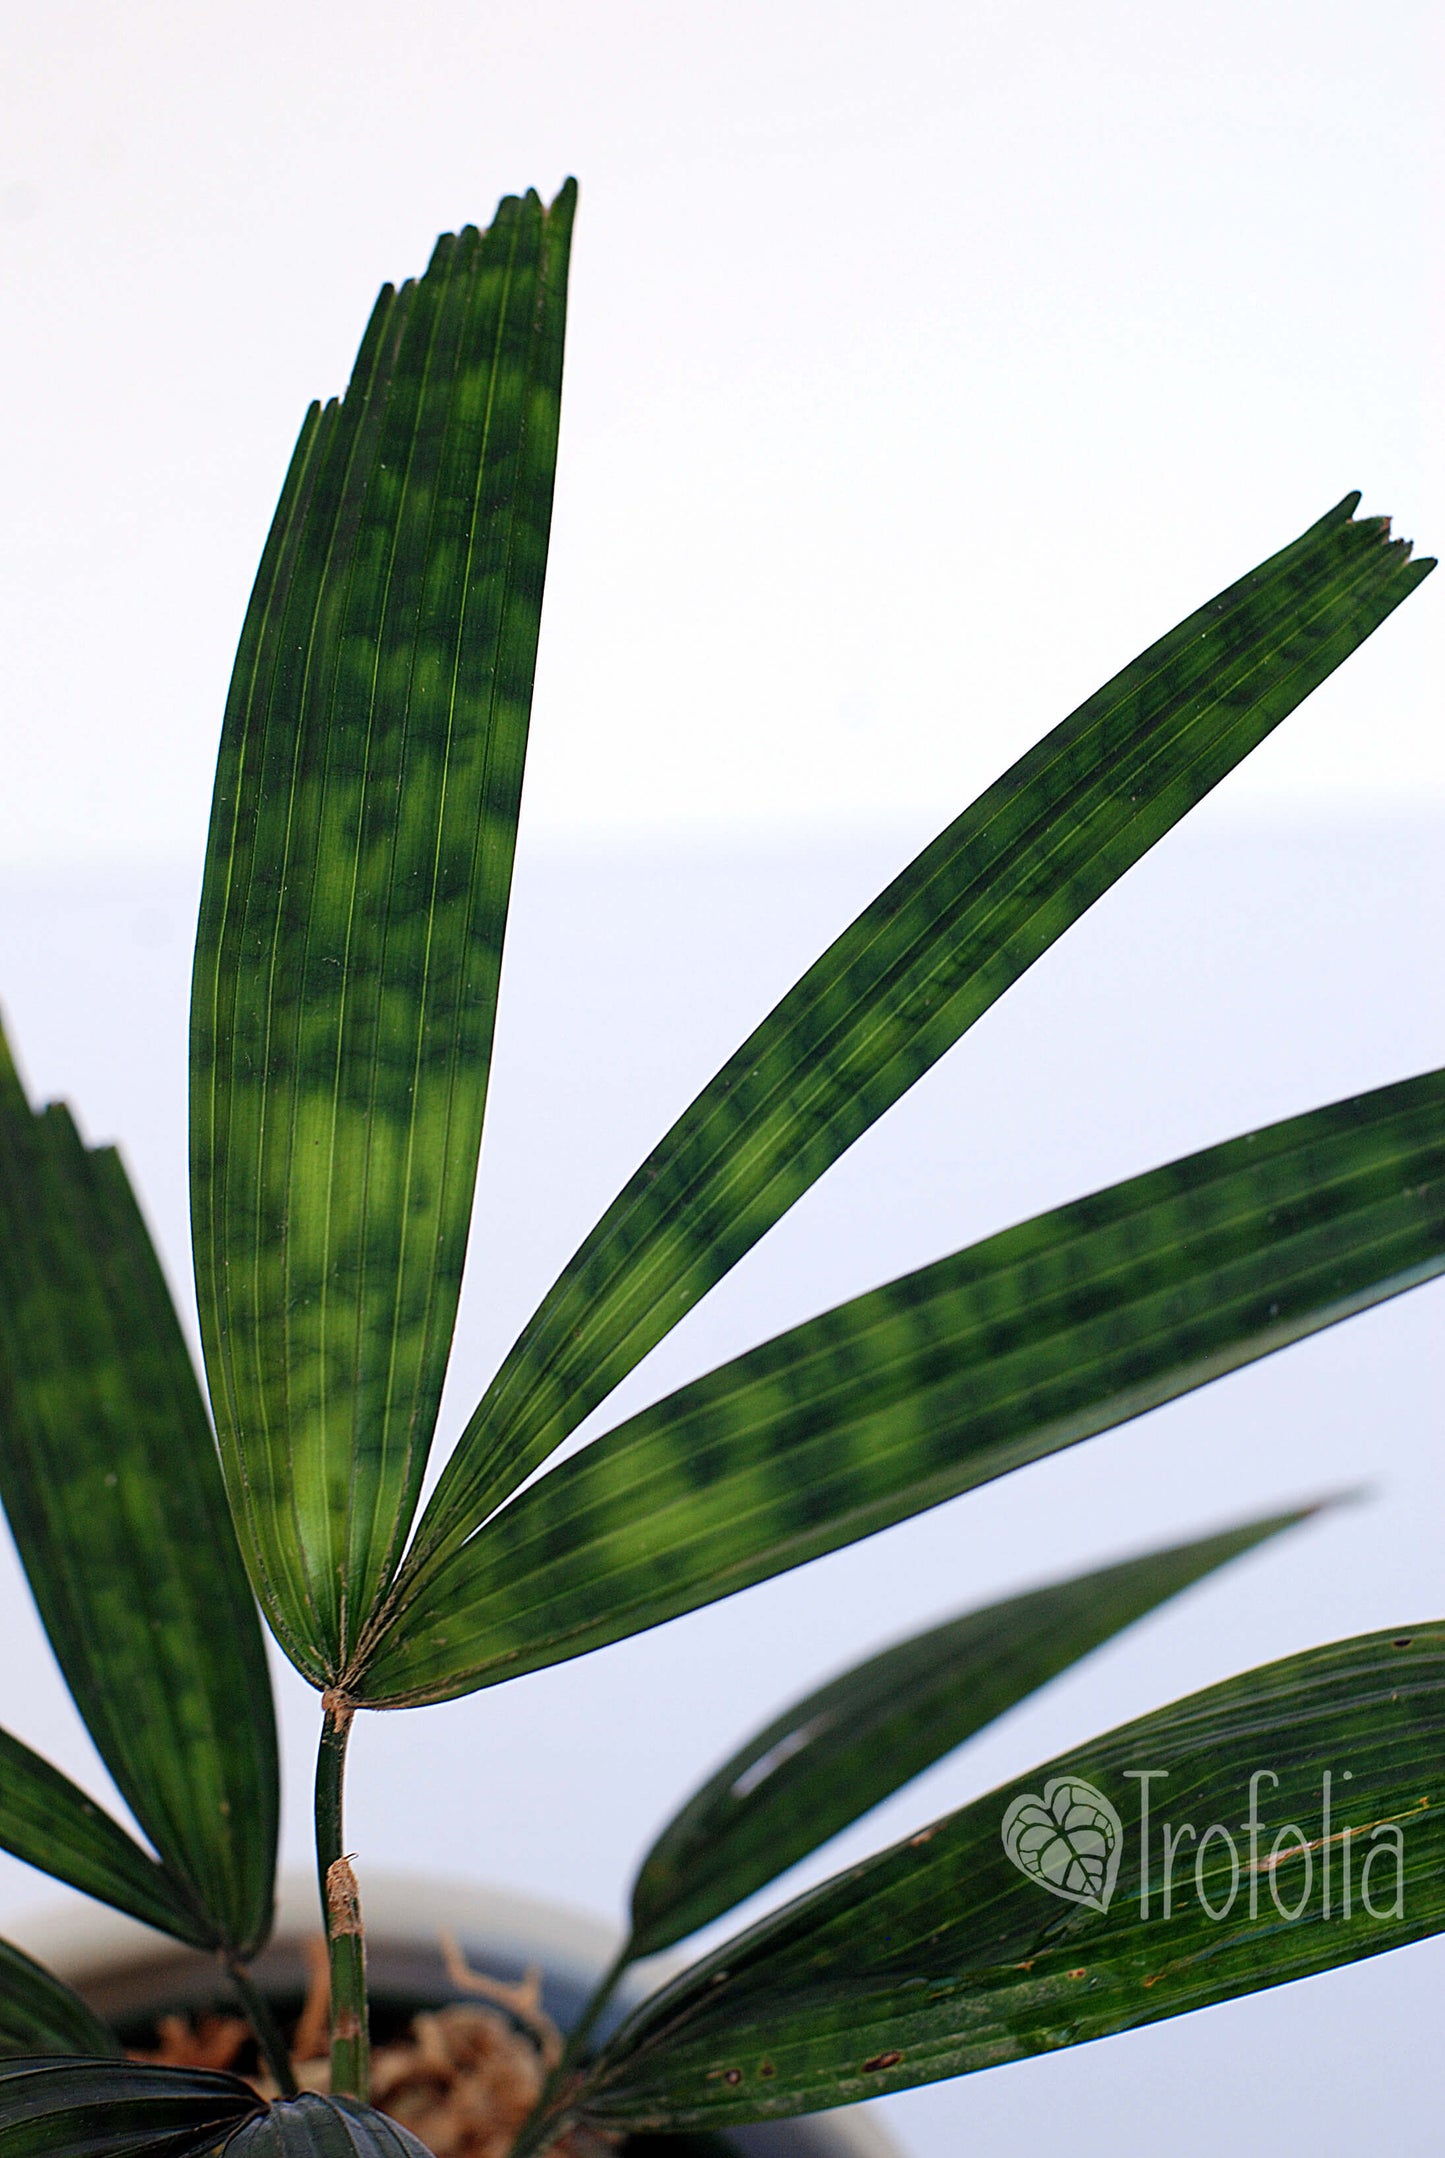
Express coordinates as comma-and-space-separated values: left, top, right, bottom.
508, 2094, 575, 2158
512, 1937, 631, 2158
315, 1692, 369, 2101
224, 1956, 298, 2097
550, 1940, 629, 2087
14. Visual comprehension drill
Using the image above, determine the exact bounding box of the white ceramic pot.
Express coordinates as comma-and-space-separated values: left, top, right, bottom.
16, 1872, 902, 2158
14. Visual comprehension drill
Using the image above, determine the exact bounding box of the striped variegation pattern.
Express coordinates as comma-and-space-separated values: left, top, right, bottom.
0, 2060, 261, 2158
0, 1941, 120, 2060
357, 1067, 1445, 1704
627, 1507, 1318, 1955
0, 1021, 277, 1957
578, 1625, 1445, 2131
227, 2093, 434, 2157
397, 495, 1434, 1597
190, 185, 575, 1681
0, 2076, 428, 2158
0, 1723, 214, 1947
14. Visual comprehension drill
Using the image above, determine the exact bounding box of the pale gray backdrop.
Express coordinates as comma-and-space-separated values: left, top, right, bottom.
0, 806, 1439, 2153
2, 11, 1441, 2143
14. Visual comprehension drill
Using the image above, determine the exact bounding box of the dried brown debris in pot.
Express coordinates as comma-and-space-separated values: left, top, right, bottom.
128, 1936, 616, 2157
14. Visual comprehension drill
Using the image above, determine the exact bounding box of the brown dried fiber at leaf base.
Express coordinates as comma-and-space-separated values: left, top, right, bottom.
365, 2002, 611, 2158
130, 1940, 613, 2158
281, 2000, 606, 2158
137, 2011, 256, 2073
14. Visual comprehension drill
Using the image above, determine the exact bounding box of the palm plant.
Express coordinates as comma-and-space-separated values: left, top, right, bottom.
0, 179, 1440, 2158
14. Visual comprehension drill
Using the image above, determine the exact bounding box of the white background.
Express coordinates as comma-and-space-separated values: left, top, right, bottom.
1, 5, 1441, 2153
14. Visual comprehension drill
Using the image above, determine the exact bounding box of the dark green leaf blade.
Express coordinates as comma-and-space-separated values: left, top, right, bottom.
357, 1067, 1444, 1705
0, 1945, 121, 2060
0, 1022, 278, 1956
628, 1506, 1319, 1955
225, 2095, 433, 2157
0, 2058, 259, 2158
401, 497, 1434, 1588
190, 182, 576, 1683
579, 1624, 1445, 2132
0, 1726, 210, 1949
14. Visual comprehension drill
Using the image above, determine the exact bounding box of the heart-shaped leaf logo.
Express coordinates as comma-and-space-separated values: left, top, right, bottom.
1001, 1775, 1122, 1912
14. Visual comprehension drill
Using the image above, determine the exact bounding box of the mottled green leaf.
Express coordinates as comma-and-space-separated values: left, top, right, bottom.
629, 1506, 1319, 1955
399, 497, 1434, 1593
0, 1944, 121, 2060
358, 1069, 1443, 1704
190, 182, 576, 1683
579, 1624, 1445, 2131
0, 1726, 209, 1949
0, 2058, 259, 2157
0, 1021, 278, 1956
225, 2095, 432, 2158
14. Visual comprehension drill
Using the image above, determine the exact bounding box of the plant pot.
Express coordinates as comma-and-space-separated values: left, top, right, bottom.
14, 1873, 902, 2158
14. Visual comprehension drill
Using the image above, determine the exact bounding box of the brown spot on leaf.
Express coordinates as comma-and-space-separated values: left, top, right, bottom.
1393, 1637, 1413, 1648
759, 2062, 776, 2079
863, 2051, 903, 2073
1067, 1969, 1086, 1980
723, 2069, 743, 2087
